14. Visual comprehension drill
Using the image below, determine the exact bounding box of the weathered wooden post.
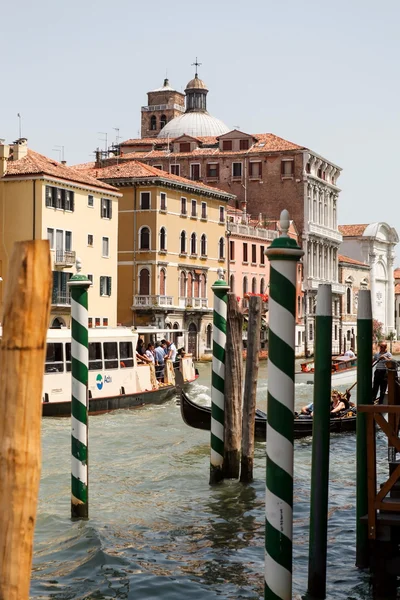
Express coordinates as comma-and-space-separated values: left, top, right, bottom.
224, 292, 243, 478
307, 284, 332, 599
0, 240, 51, 600
241, 295, 262, 483
210, 269, 229, 484
356, 289, 373, 567
265, 210, 303, 600
68, 259, 91, 519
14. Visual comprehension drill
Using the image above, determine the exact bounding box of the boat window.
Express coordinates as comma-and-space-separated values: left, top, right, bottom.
66, 343, 71, 372
89, 342, 103, 371
104, 342, 118, 369
119, 341, 134, 368
45, 343, 64, 373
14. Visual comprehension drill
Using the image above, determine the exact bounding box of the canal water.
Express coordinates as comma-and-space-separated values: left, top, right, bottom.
32, 361, 380, 599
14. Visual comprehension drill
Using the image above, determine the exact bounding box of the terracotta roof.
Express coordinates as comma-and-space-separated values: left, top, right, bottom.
82, 160, 234, 199
338, 254, 370, 267
338, 224, 368, 237
395, 283, 400, 295
394, 268, 400, 278
3, 150, 118, 192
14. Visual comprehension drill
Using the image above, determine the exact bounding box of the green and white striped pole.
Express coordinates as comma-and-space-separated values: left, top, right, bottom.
210, 268, 229, 485
68, 259, 91, 519
265, 210, 303, 600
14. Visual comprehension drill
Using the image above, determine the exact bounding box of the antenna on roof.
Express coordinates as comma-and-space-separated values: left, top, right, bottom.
98, 132, 108, 153
17, 113, 22, 139
53, 145, 65, 162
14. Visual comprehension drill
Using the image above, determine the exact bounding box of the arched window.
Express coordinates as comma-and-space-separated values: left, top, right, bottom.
206, 324, 212, 348
252, 277, 257, 293
160, 227, 167, 251
150, 115, 157, 131
260, 277, 265, 295
193, 273, 200, 297
173, 321, 179, 345
191, 232, 197, 255
297, 296, 301, 317
346, 287, 351, 314
180, 272, 186, 297
243, 276, 248, 295
139, 268, 150, 295
139, 226, 150, 250
180, 230, 187, 254
200, 234, 207, 256
219, 237, 225, 260
160, 114, 167, 129
160, 268, 166, 296
200, 273, 206, 298
187, 272, 193, 298
230, 274, 235, 293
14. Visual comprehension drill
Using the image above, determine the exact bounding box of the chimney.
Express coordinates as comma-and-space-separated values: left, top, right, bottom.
0, 142, 10, 177
11, 138, 28, 161
61, 160, 67, 165
95, 148, 102, 168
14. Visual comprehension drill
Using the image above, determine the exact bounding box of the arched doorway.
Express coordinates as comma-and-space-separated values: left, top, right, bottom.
51, 317, 65, 329
173, 322, 180, 346
188, 322, 198, 358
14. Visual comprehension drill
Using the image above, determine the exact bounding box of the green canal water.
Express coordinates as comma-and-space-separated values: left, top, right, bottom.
32, 361, 380, 599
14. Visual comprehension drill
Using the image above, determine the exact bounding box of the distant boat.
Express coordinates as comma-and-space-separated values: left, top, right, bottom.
179, 390, 357, 439
296, 356, 357, 386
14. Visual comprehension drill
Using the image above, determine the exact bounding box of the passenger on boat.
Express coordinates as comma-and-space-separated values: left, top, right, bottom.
300, 402, 314, 416
372, 342, 392, 404
145, 343, 155, 363
344, 347, 356, 359
330, 390, 350, 415
154, 342, 166, 381
136, 338, 152, 364
165, 340, 178, 363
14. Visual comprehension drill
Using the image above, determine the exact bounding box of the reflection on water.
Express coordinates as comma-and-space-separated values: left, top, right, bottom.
32, 360, 375, 599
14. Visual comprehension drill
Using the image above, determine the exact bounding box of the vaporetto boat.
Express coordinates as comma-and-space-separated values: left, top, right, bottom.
42, 327, 197, 417
295, 356, 357, 386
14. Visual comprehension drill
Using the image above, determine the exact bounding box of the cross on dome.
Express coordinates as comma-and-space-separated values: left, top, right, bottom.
191, 57, 202, 78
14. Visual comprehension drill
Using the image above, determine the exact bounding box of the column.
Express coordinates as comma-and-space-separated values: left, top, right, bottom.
369, 253, 376, 319
387, 254, 395, 332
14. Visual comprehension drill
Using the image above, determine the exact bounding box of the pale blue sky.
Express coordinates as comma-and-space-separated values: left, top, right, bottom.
1, 0, 399, 233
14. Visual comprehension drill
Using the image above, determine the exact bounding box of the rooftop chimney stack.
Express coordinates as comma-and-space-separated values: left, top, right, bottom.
11, 138, 28, 161
0, 142, 10, 177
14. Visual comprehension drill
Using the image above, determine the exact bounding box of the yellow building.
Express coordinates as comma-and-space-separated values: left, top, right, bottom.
0, 139, 120, 327
82, 160, 233, 358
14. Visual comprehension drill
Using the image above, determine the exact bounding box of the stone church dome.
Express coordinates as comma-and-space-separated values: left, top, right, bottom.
185, 74, 208, 91
158, 112, 230, 138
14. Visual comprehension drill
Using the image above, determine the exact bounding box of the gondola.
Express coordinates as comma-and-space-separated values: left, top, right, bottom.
179, 390, 357, 440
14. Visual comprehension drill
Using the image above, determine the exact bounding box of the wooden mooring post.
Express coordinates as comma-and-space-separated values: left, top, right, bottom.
0, 240, 51, 600
240, 295, 261, 483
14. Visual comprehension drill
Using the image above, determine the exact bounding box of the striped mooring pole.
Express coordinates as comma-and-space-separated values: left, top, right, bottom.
210, 268, 229, 485
356, 289, 373, 567
265, 210, 303, 600
68, 259, 91, 519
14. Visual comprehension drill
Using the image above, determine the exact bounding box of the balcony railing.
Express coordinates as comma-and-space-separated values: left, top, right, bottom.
141, 104, 185, 113
179, 297, 208, 309
306, 278, 345, 295
132, 295, 173, 307
308, 223, 342, 243
227, 223, 278, 241
52, 292, 71, 306
54, 250, 76, 267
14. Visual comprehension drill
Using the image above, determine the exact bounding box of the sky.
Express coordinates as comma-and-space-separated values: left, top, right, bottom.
1, 0, 399, 234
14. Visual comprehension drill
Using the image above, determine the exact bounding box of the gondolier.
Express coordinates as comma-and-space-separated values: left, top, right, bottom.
372, 342, 392, 404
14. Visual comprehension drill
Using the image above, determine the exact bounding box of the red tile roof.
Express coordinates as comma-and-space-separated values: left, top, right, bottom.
394, 268, 400, 279
338, 224, 368, 237
3, 150, 118, 192
395, 283, 400, 295
338, 254, 369, 267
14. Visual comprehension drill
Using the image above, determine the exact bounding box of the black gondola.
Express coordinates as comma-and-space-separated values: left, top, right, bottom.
180, 390, 357, 440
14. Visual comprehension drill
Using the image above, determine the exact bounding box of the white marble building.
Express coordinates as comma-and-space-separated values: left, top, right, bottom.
339, 223, 398, 334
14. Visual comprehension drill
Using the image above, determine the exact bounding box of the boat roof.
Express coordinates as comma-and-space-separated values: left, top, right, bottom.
47, 327, 136, 340
134, 327, 187, 334
332, 357, 355, 363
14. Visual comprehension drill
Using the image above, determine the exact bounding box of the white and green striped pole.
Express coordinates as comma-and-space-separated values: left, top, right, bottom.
210, 268, 229, 485
265, 210, 303, 600
68, 259, 91, 519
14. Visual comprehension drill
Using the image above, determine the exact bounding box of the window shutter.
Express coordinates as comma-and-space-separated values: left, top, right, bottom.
71, 192, 75, 212
108, 277, 112, 296
100, 276, 104, 296
108, 200, 112, 219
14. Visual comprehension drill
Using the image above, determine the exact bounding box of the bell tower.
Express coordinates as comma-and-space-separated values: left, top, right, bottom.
141, 79, 185, 139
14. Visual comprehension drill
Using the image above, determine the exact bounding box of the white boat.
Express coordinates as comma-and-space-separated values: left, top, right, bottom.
295, 356, 357, 386
42, 327, 197, 416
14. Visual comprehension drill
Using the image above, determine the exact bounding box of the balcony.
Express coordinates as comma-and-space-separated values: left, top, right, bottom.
308, 223, 342, 243
179, 297, 208, 309
227, 223, 278, 241
306, 278, 345, 295
54, 250, 76, 267
132, 295, 173, 308
52, 292, 71, 306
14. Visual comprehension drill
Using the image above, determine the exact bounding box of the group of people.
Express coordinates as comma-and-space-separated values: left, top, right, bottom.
136, 338, 184, 381
300, 389, 354, 418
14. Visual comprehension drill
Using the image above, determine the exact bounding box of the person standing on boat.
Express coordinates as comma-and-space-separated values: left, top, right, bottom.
166, 340, 177, 363
145, 343, 155, 363
372, 342, 392, 404
154, 342, 166, 381
136, 338, 152, 364
344, 347, 356, 359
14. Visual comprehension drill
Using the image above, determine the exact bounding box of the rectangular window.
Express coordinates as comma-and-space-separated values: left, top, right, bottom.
181, 197, 187, 216
45, 185, 74, 211
89, 342, 102, 371
103, 317, 108, 326
191, 199, 197, 217
64, 190, 73, 211
47, 228, 54, 250
160, 192, 167, 211
229, 240, 235, 261
243, 243, 248, 263
153, 164, 162, 170
88, 318, 93, 328
88, 234, 93, 247
201, 201, 207, 219
88, 194, 94, 207
101, 198, 112, 219
45, 343, 64, 373
100, 276, 112, 297
219, 206, 225, 223
102, 237, 109, 257
45, 186, 53, 207
190, 164, 200, 181
281, 160, 294, 177
252, 244, 257, 264
240, 139, 249, 150
104, 341, 118, 369
180, 142, 191, 152
249, 161, 262, 178
65, 231, 72, 252
119, 341, 134, 368
95, 317, 101, 327
309, 323, 313, 341
222, 140, 232, 151
170, 164, 180, 176
88, 274, 93, 286
140, 192, 150, 210
206, 163, 219, 178
66, 342, 71, 372
232, 162, 242, 177
260, 245, 265, 265
334, 324, 338, 340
